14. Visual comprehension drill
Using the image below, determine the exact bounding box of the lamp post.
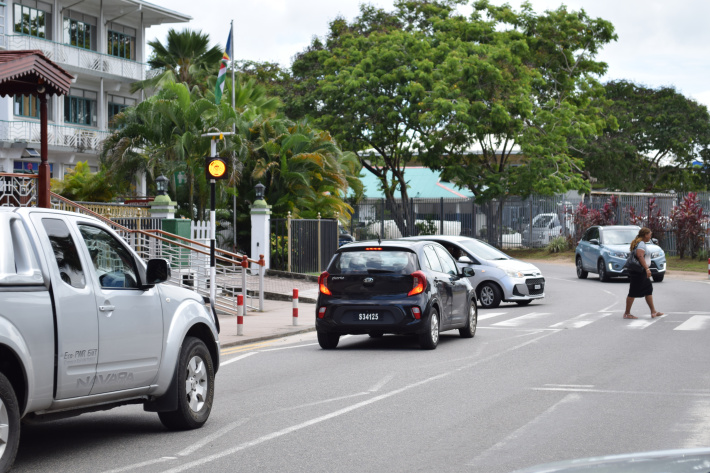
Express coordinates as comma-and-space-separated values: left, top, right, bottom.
156, 175, 169, 196
254, 182, 265, 201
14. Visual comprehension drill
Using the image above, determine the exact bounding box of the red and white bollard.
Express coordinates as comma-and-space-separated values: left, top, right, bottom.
293, 289, 299, 326
237, 294, 244, 336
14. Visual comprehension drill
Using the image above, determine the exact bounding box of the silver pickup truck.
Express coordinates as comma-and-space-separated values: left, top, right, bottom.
0, 207, 220, 472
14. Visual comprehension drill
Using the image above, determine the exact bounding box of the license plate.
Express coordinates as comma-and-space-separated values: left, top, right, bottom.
534, 284, 541, 290
357, 312, 380, 321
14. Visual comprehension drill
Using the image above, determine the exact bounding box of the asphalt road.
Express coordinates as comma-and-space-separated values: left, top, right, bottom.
13, 262, 710, 473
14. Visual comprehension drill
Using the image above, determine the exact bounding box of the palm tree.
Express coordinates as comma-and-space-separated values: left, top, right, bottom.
131, 29, 223, 93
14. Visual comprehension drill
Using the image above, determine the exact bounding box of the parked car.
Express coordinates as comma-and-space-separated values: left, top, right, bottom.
575, 225, 666, 282
521, 213, 574, 248
316, 240, 478, 350
402, 235, 545, 309
339, 225, 355, 246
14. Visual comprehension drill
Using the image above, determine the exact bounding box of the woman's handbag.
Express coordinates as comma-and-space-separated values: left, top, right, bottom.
624, 246, 645, 274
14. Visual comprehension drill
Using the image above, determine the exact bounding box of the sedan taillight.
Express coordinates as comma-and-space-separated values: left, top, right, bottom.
408, 270, 426, 296
319, 271, 331, 295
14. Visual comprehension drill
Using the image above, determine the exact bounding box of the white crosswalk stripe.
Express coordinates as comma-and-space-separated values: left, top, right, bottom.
492, 312, 552, 327
549, 312, 611, 329
675, 315, 710, 331
477, 312, 507, 320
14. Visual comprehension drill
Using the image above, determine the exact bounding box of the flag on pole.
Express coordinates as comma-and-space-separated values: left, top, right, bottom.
215, 26, 232, 105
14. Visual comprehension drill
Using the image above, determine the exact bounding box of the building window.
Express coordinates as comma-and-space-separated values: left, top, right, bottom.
64, 18, 92, 49
0, 3, 6, 38
14, 4, 49, 39
14, 161, 53, 178
64, 89, 97, 127
108, 30, 135, 60
107, 95, 136, 128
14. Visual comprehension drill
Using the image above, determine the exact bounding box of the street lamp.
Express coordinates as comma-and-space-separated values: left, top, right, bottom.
254, 182, 266, 201
156, 175, 169, 196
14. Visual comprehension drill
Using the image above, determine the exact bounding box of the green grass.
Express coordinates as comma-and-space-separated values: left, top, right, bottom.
505, 248, 709, 273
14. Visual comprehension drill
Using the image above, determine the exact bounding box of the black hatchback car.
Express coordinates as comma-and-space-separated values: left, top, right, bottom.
316, 240, 478, 350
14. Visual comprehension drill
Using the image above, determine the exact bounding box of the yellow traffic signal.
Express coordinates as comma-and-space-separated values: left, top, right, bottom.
205, 157, 228, 180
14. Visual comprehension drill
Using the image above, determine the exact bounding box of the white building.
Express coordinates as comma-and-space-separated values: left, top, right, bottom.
0, 0, 190, 195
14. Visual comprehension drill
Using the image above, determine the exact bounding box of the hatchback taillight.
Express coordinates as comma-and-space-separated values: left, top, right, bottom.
408, 270, 426, 296
319, 271, 331, 295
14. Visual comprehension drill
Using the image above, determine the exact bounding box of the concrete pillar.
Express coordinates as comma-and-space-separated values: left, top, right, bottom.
149, 194, 176, 219
250, 198, 272, 271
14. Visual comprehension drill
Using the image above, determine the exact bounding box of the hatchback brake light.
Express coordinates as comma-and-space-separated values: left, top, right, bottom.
408, 270, 426, 296
318, 271, 331, 295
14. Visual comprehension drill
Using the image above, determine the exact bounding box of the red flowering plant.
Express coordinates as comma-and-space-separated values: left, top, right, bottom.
627, 197, 668, 247
669, 192, 708, 259
570, 196, 619, 245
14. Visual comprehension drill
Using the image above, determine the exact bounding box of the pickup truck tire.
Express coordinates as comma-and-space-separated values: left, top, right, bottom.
0, 372, 20, 473
158, 337, 214, 431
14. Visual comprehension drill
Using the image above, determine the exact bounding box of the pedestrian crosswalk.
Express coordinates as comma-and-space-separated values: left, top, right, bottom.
477, 309, 710, 332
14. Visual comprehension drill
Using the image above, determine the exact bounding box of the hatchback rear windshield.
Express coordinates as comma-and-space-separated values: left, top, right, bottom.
329, 250, 418, 274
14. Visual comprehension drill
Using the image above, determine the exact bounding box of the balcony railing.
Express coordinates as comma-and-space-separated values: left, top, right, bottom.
0, 120, 111, 152
0, 173, 38, 207
6, 34, 148, 81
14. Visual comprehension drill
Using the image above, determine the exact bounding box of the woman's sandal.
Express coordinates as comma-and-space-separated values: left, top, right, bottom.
651, 312, 665, 318
623, 313, 638, 319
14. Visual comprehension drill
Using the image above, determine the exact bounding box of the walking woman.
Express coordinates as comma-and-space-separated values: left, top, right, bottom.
623, 227, 664, 319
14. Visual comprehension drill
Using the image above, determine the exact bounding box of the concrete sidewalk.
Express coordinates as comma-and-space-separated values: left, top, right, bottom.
217, 298, 316, 348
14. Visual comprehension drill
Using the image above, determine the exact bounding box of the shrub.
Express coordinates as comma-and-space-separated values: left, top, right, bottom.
669, 192, 708, 259
547, 236, 568, 253
415, 219, 437, 236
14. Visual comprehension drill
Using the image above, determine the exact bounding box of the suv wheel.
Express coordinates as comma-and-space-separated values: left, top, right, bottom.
317, 330, 340, 349
479, 283, 502, 309
0, 373, 21, 472
653, 273, 664, 283
576, 256, 588, 279
419, 308, 440, 349
158, 337, 215, 430
459, 302, 477, 338
598, 260, 609, 282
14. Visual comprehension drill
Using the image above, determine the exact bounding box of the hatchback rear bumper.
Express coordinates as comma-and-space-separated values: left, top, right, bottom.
316, 295, 431, 335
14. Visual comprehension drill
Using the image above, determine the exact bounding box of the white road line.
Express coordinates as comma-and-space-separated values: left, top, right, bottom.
678, 399, 710, 448
368, 374, 395, 393
625, 318, 656, 329
478, 312, 506, 320
532, 387, 710, 397
549, 313, 610, 329
221, 352, 257, 366
178, 419, 250, 457
467, 393, 581, 467
160, 372, 452, 473
102, 457, 174, 473
493, 312, 551, 327
158, 331, 557, 473
544, 384, 595, 388
675, 315, 710, 331
599, 302, 619, 312
260, 343, 319, 352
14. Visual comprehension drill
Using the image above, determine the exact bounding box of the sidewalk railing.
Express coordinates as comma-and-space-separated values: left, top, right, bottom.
51, 192, 264, 314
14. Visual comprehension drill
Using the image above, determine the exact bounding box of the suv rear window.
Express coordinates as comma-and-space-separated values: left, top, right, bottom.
329, 250, 418, 274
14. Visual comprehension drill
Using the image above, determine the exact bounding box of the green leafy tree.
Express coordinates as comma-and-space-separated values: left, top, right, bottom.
131, 29, 223, 93
575, 80, 710, 191
51, 161, 116, 202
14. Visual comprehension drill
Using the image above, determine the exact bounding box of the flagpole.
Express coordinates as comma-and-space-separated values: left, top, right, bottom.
231, 20, 235, 133
230, 20, 237, 252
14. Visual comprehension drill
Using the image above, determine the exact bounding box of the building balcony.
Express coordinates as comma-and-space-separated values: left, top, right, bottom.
0, 120, 111, 153
5, 35, 150, 82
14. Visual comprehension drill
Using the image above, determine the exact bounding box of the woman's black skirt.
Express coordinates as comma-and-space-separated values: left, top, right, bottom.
628, 272, 653, 298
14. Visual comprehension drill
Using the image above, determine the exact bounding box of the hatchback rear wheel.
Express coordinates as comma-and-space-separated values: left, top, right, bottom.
317, 330, 340, 349
419, 308, 440, 350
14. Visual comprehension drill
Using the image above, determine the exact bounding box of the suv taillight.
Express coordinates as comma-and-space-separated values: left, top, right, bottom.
319, 271, 331, 295
408, 271, 426, 296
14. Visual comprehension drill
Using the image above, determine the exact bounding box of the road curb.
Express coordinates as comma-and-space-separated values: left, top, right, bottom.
219, 327, 317, 349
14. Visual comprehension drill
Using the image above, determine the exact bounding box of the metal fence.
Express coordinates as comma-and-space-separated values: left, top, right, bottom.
348, 193, 710, 257
271, 217, 339, 273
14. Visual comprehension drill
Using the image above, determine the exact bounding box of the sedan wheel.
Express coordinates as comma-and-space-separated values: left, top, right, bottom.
419, 309, 440, 350
576, 257, 588, 279
459, 301, 477, 338
598, 260, 609, 282
479, 283, 502, 309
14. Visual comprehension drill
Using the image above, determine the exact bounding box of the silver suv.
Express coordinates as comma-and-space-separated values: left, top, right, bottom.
402, 235, 545, 308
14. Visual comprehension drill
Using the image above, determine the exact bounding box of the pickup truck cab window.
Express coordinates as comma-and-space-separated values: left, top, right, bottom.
41, 218, 86, 289
78, 224, 138, 289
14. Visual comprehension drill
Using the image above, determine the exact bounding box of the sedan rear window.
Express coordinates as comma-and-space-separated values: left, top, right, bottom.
330, 250, 418, 274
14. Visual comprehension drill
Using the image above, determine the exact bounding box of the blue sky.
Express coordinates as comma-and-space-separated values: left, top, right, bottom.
146, 0, 710, 109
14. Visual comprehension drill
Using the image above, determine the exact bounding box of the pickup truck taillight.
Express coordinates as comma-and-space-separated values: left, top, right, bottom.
318, 271, 331, 295
408, 271, 426, 296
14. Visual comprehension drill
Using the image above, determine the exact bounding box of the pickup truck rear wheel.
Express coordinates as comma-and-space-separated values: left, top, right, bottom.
0, 372, 20, 473
158, 337, 215, 431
